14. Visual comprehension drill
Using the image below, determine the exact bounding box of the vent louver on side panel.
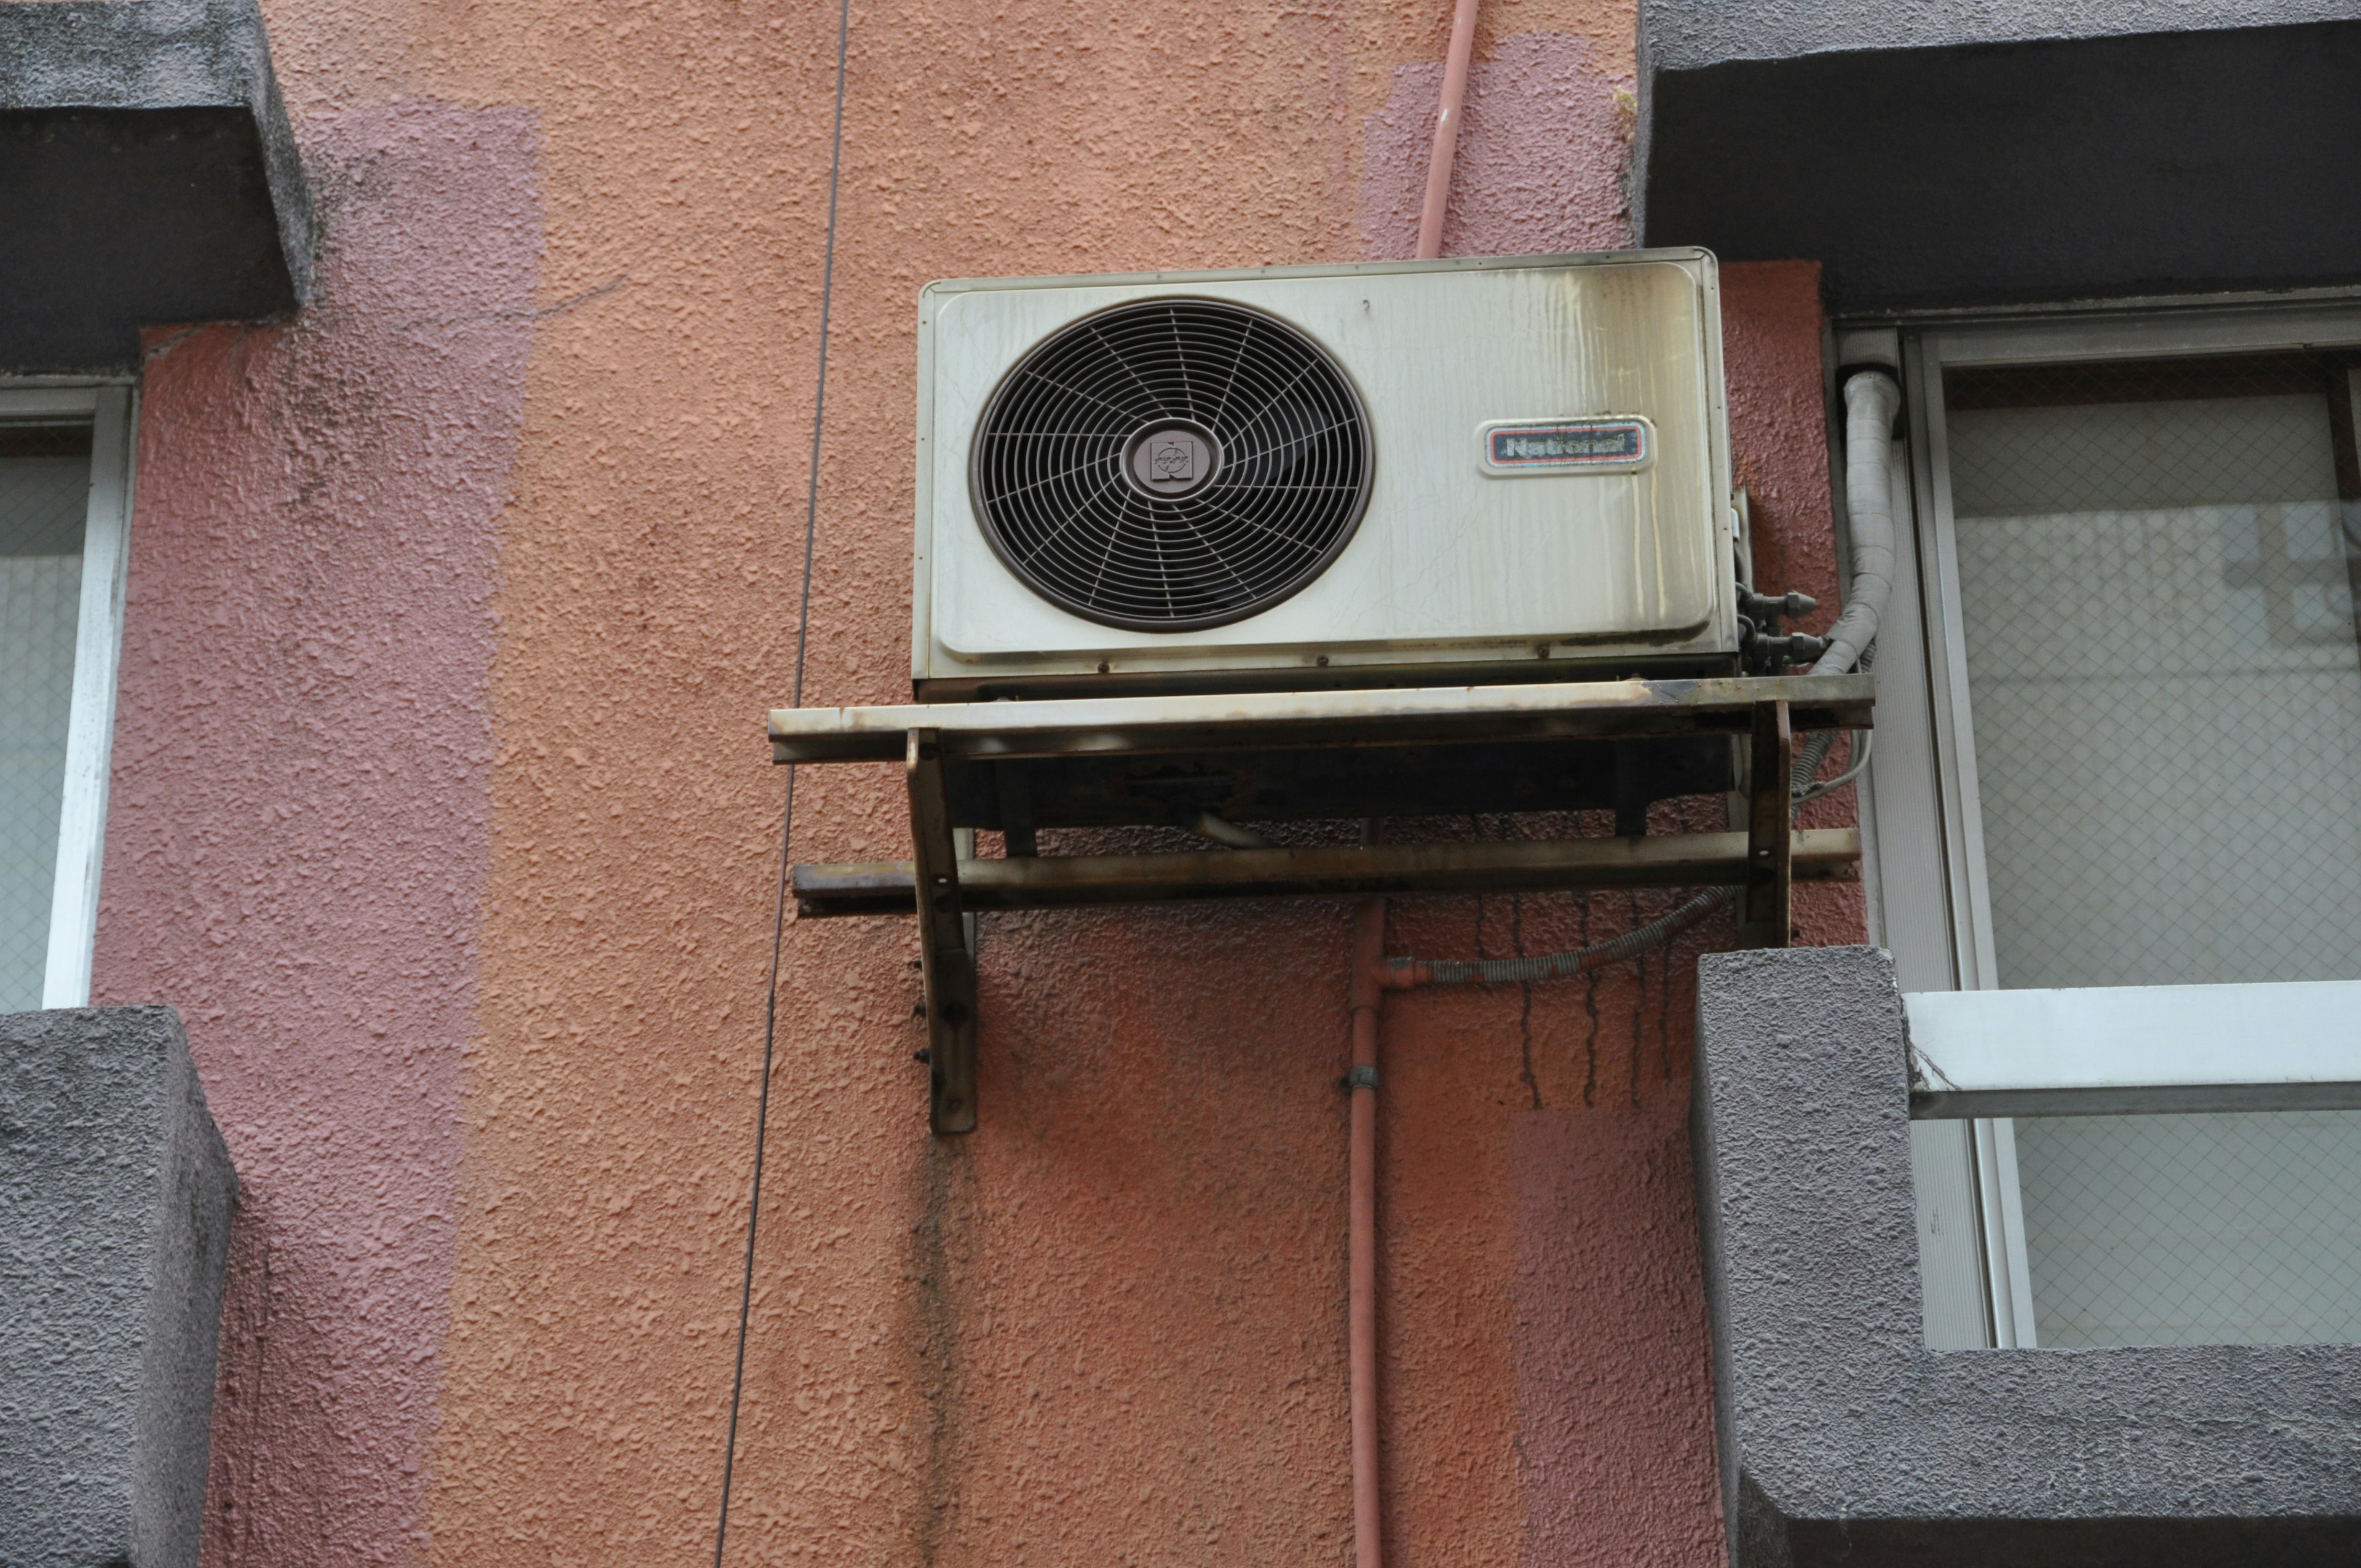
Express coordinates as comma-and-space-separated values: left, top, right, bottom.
971, 299, 1372, 632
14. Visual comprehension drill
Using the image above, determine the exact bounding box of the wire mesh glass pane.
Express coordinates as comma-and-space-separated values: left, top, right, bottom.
1944, 355, 2361, 1347
2016, 1110, 2361, 1347
0, 426, 92, 1013
1945, 357, 2361, 991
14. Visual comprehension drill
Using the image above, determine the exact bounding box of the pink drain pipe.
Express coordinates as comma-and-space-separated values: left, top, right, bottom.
1346, 895, 1388, 1568
1345, 896, 1455, 1568
1415, 0, 1482, 261
1351, 7, 1478, 1565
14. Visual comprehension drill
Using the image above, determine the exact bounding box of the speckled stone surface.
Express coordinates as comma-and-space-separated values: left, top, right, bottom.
1, 1006, 237, 1568
1693, 946, 2361, 1567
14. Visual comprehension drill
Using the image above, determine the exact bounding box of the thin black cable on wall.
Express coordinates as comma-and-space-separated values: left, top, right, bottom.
714, 0, 852, 1561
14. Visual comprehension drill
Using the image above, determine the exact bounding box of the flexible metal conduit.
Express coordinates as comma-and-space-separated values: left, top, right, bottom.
1385, 887, 1730, 988
1812, 370, 1905, 676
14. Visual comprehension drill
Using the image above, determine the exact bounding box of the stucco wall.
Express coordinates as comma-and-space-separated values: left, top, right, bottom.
96, 100, 534, 1566
85, 2, 1859, 1562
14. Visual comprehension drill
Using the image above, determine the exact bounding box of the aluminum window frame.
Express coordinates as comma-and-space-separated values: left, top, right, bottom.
1857, 303, 2361, 1348
1, 382, 136, 1008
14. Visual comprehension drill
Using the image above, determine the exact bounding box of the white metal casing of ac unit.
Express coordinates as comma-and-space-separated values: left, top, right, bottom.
912, 250, 1737, 695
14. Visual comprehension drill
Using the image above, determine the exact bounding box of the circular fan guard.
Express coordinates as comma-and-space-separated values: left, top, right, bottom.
971, 299, 1372, 631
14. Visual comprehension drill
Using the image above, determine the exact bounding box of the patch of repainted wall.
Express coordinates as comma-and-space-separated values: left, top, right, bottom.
1374, 845, 1738, 1568
1362, 33, 1635, 259
93, 101, 537, 1567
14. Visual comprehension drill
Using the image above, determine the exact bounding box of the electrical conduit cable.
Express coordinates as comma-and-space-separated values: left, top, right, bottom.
1415, 0, 1481, 260
714, 0, 850, 1562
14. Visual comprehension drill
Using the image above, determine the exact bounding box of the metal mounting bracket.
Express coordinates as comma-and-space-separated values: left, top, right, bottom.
1738, 699, 1793, 948
907, 729, 979, 1134
769, 677, 1867, 1134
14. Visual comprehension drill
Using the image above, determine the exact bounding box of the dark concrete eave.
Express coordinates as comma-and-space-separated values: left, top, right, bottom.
1635, 4, 2361, 312
0, 0, 312, 373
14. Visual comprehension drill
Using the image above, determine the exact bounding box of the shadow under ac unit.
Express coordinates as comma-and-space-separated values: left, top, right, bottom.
912, 250, 1738, 699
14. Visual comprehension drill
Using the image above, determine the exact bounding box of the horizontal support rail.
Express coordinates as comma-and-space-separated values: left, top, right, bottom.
1905, 979, 2361, 1118
793, 827, 1859, 917
770, 674, 1874, 764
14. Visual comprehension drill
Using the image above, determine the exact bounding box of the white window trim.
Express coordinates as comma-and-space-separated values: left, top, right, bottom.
1855, 303, 2361, 1348
3, 384, 137, 1008
1907, 980, 2361, 1118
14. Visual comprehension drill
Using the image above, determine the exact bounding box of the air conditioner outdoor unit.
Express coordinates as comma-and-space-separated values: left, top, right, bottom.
912, 250, 1738, 699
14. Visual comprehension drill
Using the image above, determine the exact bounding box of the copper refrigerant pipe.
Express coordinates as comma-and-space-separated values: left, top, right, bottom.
1347, 893, 1390, 1568
1415, 0, 1481, 259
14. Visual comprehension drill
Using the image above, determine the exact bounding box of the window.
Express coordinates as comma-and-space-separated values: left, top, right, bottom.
1, 387, 133, 1013
1858, 309, 2361, 1350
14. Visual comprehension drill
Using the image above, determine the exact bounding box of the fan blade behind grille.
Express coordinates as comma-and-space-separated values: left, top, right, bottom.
973, 299, 1372, 631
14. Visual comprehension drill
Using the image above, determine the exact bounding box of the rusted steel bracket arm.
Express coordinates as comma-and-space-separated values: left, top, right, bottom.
908, 729, 979, 1134
1738, 699, 1793, 949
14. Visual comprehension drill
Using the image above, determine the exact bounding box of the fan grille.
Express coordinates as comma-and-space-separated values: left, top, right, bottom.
971, 299, 1372, 631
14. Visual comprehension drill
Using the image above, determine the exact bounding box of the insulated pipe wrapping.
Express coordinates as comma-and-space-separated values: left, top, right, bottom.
1191, 811, 1273, 850
1811, 371, 1904, 676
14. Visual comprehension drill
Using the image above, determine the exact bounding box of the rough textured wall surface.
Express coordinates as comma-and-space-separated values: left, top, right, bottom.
0, 1005, 237, 1568
1511, 1095, 1722, 1566
1362, 31, 1635, 259
1694, 947, 2361, 1567
93, 102, 535, 1568
79, 1, 1870, 1563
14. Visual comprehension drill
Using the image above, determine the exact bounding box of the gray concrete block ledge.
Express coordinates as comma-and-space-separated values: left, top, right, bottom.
0, 0, 313, 370
1, 1006, 238, 1568
1692, 946, 2361, 1567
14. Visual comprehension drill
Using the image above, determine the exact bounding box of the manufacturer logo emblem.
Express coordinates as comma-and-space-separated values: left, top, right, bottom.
1151, 439, 1197, 482
1477, 416, 1655, 477
1123, 420, 1221, 499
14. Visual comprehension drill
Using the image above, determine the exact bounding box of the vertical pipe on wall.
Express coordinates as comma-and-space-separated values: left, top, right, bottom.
1347, 892, 1389, 1568
1369, 0, 1481, 1511
1415, 0, 1481, 259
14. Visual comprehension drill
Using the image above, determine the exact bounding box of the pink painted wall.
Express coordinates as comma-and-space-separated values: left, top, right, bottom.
1363, 33, 1635, 258
94, 101, 538, 1567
